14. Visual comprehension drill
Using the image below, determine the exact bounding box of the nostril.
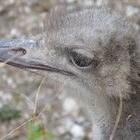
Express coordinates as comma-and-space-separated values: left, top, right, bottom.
9, 48, 26, 56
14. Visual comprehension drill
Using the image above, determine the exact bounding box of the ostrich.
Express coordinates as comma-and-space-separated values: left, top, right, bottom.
0, 7, 139, 140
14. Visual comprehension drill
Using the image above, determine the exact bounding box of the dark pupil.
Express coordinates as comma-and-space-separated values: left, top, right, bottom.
71, 52, 93, 67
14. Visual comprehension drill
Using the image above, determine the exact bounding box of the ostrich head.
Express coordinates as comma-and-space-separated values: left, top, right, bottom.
0, 7, 139, 140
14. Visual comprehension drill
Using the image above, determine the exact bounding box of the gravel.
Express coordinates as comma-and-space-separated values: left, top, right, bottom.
0, 0, 139, 140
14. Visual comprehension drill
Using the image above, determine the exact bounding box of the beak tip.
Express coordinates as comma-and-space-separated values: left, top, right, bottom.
0, 38, 37, 61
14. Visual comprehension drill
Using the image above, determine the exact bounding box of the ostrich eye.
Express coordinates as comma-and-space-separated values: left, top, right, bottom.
69, 49, 99, 69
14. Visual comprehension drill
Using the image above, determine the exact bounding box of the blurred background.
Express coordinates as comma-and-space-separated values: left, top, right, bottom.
0, 0, 139, 140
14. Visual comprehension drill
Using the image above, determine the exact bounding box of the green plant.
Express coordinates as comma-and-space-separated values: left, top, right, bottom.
27, 122, 54, 140
0, 105, 21, 121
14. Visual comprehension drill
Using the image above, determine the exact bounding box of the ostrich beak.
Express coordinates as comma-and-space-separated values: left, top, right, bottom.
0, 39, 73, 76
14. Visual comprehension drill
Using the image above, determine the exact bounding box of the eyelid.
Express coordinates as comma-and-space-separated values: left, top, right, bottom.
69, 48, 95, 59
57, 43, 94, 56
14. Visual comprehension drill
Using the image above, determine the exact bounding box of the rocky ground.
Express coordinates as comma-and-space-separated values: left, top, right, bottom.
0, 0, 139, 140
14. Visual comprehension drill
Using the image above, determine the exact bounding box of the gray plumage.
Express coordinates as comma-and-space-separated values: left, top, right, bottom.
0, 7, 139, 140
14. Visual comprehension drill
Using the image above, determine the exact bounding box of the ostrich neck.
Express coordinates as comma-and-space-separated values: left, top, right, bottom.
83, 90, 140, 140
114, 92, 140, 140
80, 90, 117, 140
